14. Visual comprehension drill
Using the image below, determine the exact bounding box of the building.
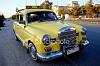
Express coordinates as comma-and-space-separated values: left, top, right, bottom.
87, 0, 93, 4
52, 5, 68, 17
70, 1, 79, 7
95, 4, 100, 6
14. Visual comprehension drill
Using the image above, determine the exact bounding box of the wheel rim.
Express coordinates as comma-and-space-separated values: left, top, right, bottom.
29, 43, 37, 60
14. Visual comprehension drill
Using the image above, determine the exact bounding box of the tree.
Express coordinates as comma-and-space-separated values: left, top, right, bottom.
78, 6, 86, 15
70, 5, 79, 17
94, 5, 100, 14
40, 0, 52, 9
12, 15, 16, 20
93, 5, 100, 17
58, 9, 66, 17
86, 3, 94, 18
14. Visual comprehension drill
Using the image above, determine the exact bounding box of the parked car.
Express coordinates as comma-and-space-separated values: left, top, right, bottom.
13, 6, 89, 62
0, 12, 5, 27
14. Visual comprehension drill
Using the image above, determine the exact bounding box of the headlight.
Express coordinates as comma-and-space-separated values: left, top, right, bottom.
42, 34, 51, 46
81, 27, 87, 35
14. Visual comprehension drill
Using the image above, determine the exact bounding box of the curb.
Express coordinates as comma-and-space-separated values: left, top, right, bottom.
65, 20, 100, 24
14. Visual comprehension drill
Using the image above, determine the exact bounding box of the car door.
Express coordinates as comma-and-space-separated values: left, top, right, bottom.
16, 14, 31, 44
13, 14, 20, 35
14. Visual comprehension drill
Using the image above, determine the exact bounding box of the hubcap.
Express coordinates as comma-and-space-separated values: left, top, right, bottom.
31, 46, 36, 59
29, 43, 37, 60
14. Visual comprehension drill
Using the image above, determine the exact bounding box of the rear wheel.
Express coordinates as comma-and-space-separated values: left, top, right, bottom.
79, 44, 84, 50
13, 30, 20, 41
15, 35, 19, 41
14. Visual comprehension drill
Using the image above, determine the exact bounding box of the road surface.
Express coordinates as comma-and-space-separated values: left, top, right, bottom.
0, 20, 100, 66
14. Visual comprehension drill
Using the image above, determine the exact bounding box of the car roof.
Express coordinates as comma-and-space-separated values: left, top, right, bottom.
20, 9, 53, 14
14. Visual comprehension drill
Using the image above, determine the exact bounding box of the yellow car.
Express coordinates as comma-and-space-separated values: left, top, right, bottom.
13, 8, 89, 61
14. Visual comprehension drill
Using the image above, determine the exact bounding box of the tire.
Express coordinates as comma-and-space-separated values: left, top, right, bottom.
79, 44, 84, 50
28, 42, 39, 62
3, 23, 5, 27
13, 30, 20, 41
15, 35, 19, 41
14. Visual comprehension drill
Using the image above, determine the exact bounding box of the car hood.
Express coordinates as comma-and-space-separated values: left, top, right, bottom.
27, 21, 70, 38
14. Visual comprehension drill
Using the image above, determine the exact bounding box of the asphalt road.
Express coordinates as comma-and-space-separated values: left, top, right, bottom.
0, 20, 100, 66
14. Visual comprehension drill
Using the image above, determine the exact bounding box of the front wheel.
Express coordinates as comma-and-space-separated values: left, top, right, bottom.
28, 42, 39, 62
15, 35, 20, 41
78, 44, 84, 50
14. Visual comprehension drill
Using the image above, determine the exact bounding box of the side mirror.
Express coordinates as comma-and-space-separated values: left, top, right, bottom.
19, 20, 25, 24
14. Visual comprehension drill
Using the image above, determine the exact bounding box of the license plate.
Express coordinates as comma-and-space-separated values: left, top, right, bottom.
67, 47, 79, 55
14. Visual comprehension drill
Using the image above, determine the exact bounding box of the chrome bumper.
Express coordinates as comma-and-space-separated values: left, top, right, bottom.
37, 51, 62, 61
37, 40, 89, 61
80, 40, 89, 46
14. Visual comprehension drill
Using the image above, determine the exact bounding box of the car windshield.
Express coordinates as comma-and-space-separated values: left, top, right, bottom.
27, 11, 58, 23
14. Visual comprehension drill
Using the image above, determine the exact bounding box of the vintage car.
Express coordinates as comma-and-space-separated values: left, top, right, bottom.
13, 7, 89, 62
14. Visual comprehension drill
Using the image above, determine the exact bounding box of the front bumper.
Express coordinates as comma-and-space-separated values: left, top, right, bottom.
37, 51, 62, 61
37, 40, 89, 61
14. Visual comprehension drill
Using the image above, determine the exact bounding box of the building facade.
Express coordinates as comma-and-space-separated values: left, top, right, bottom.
52, 5, 68, 17
70, 1, 79, 8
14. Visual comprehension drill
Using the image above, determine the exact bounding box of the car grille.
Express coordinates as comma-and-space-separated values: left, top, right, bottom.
58, 28, 76, 49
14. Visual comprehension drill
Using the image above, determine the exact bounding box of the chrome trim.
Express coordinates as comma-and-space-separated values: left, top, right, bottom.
42, 34, 51, 46
58, 27, 76, 48
58, 27, 72, 34
37, 51, 62, 61
70, 27, 76, 31
80, 40, 89, 46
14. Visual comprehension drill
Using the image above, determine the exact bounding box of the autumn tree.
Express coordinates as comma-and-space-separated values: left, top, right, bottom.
70, 5, 79, 17
58, 9, 66, 17
86, 3, 94, 18
40, 0, 53, 9
94, 5, 100, 13
93, 4, 100, 17
78, 6, 86, 15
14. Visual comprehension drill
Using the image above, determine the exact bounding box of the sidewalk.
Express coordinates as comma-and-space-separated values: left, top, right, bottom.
65, 21, 100, 25
64, 18, 100, 25
65, 18, 100, 22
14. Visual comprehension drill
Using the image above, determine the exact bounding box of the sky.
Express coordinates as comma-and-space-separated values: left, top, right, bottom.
0, 0, 100, 18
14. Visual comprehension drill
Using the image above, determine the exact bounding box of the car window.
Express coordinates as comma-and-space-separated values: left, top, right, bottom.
27, 11, 58, 23
20, 15, 23, 21
16, 15, 19, 21
16, 14, 23, 22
